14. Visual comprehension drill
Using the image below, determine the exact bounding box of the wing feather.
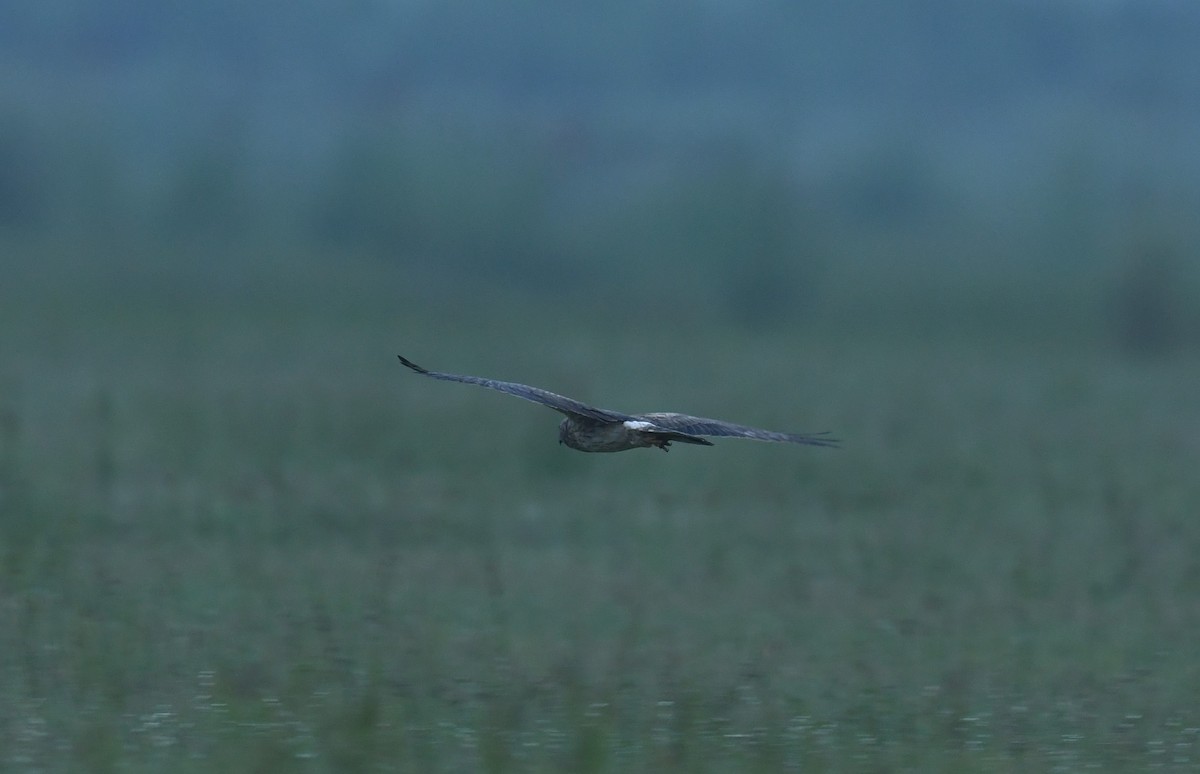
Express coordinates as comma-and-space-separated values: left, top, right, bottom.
638, 412, 839, 447
398, 355, 631, 422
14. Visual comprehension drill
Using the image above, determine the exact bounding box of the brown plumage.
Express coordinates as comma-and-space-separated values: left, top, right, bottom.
398, 355, 839, 453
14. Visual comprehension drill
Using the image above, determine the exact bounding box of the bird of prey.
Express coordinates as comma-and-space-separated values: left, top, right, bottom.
398, 355, 839, 453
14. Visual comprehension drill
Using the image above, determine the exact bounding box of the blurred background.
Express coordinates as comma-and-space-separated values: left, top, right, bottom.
3, 0, 1198, 344
3, 1, 1200, 770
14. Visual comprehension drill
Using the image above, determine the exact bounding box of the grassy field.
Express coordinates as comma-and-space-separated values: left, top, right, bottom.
2, 251, 1199, 772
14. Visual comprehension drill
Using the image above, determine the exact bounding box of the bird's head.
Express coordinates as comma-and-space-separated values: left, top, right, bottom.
557, 418, 569, 445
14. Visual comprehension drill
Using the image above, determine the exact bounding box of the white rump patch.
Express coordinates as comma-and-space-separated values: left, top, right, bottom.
623, 420, 656, 431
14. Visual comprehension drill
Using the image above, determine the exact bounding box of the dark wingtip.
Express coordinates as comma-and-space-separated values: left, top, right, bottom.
397, 355, 428, 374
793, 431, 840, 448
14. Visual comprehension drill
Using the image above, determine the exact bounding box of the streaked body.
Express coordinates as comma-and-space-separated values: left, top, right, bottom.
558, 417, 715, 452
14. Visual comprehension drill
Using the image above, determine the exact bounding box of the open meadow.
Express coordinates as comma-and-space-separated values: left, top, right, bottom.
2, 250, 1199, 772
6, 3, 1200, 770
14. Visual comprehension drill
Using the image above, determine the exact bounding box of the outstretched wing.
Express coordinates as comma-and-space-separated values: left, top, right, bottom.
637, 412, 839, 448
398, 355, 632, 423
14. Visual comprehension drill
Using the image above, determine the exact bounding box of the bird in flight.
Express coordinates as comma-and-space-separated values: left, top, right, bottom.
398, 355, 839, 453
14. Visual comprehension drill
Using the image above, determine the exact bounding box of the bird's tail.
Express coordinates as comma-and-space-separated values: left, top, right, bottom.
646, 430, 714, 447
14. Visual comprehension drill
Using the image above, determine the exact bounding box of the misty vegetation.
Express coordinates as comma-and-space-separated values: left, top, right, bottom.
2, 1, 1200, 770
4, 0, 1199, 340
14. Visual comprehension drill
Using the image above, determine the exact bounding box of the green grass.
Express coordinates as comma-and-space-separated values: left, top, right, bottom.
2, 251, 1199, 772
